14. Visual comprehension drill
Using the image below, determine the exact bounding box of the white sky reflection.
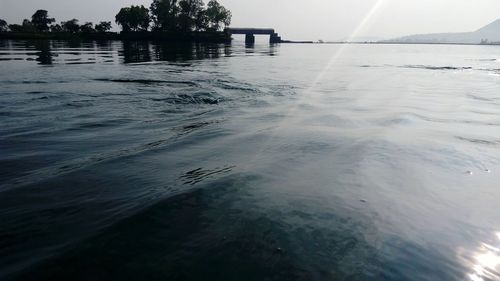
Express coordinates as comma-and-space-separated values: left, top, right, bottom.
468, 232, 500, 281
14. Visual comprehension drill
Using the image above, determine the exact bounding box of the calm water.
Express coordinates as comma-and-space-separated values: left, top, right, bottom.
1, 40, 500, 281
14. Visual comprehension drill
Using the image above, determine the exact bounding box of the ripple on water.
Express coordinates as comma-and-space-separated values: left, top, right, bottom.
401, 65, 473, 71
455, 136, 500, 146
94, 78, 199, 87
151, 92, 224, 105
2, 42, 500, 281
178, 166, 235, 185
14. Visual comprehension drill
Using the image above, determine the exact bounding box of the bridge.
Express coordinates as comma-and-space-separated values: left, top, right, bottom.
226, 28, 282, 44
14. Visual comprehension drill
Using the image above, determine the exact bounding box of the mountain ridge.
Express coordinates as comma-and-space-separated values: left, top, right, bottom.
384, 19, 500, 44
476, 19, 500, 33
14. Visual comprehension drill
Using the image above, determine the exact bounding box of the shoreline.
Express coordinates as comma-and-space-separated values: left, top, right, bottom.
1, 32, 499, 46
316, 41, 500, 46
0, 31, 232, 43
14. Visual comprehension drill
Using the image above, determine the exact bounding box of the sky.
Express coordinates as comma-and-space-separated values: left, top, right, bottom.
1, 0, 500, 40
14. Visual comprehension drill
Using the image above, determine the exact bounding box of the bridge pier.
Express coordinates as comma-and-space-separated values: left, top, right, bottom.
270, 33, 281, 44
245, 34, 255, 44
228, 28, 283, 45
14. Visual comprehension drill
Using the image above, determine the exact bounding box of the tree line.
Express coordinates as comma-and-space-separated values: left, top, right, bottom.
0, 0, 231, 34
0, 10, 112, 34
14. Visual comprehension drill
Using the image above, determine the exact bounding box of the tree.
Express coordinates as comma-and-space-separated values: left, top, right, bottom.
50, 24, 63, 32
205, 0, 231, 31
8, 24, 23, 32
95, 21, 112, 33
178, 0, 205, 32
194, 9, 208, 31
150, 0, 178, 31
31, 10, 55, 32
115, 5, 150, 32
61, 19, 80, 33
21, 19, 38, 32
0, 19, 8, 32
80, 22, 95, 33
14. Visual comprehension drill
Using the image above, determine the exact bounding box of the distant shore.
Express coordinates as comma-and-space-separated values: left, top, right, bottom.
1, 32, 499, 46
321, 41, 500, 46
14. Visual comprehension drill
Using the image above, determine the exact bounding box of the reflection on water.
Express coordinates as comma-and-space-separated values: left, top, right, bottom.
31, 41, 53, 65
0, 39, 276, 65
122, 41, 152, 63
468, 232, 500, 281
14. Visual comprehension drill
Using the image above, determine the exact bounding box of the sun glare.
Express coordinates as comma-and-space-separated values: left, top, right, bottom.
468, 234, 500, 281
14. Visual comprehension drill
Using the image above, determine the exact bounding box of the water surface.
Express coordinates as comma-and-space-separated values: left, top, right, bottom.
1, 40, 500, 281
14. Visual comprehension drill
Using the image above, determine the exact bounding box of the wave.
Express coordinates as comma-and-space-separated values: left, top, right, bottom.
95, 78, 198, 86
178, 166, 235, 185
151, 92, 223, 105
467, 58, 497, 61
466, 93, 495, 102
455, 136, 500, 146
173, 119, 222, 136
0, 114, 226, 191
215, 79, 260, 92
401, 65, 472, 71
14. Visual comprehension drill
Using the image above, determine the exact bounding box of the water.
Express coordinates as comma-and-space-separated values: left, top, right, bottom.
1, 39, 500, 281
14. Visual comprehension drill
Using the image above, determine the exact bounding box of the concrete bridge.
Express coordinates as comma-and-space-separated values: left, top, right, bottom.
226, 28, 282, 44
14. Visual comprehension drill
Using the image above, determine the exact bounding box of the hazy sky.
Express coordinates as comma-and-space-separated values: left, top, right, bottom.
1, 0, 499, 40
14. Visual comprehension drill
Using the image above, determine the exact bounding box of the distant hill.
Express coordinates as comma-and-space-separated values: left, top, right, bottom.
384, 19, 500, 44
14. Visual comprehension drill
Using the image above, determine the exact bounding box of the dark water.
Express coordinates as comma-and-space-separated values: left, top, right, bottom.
1, 39, 500, 281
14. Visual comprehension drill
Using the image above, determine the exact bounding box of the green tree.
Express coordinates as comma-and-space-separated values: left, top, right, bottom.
115, 8, 131, 31
115, 5, 150, 32
8, 24, 23, 32
21, 19, 38, 32
8, 20, 39, 33
150, 0, 178, 31
205, 0, 231, 31
178, 0, 205, 32
194, 9, 208, 31
80, 22, 95, 33
95, 21, 112, 33
50, 24, 63, 32
31, 10, 55, 32
0, 19, 8, 32
61, 19, 80, 33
